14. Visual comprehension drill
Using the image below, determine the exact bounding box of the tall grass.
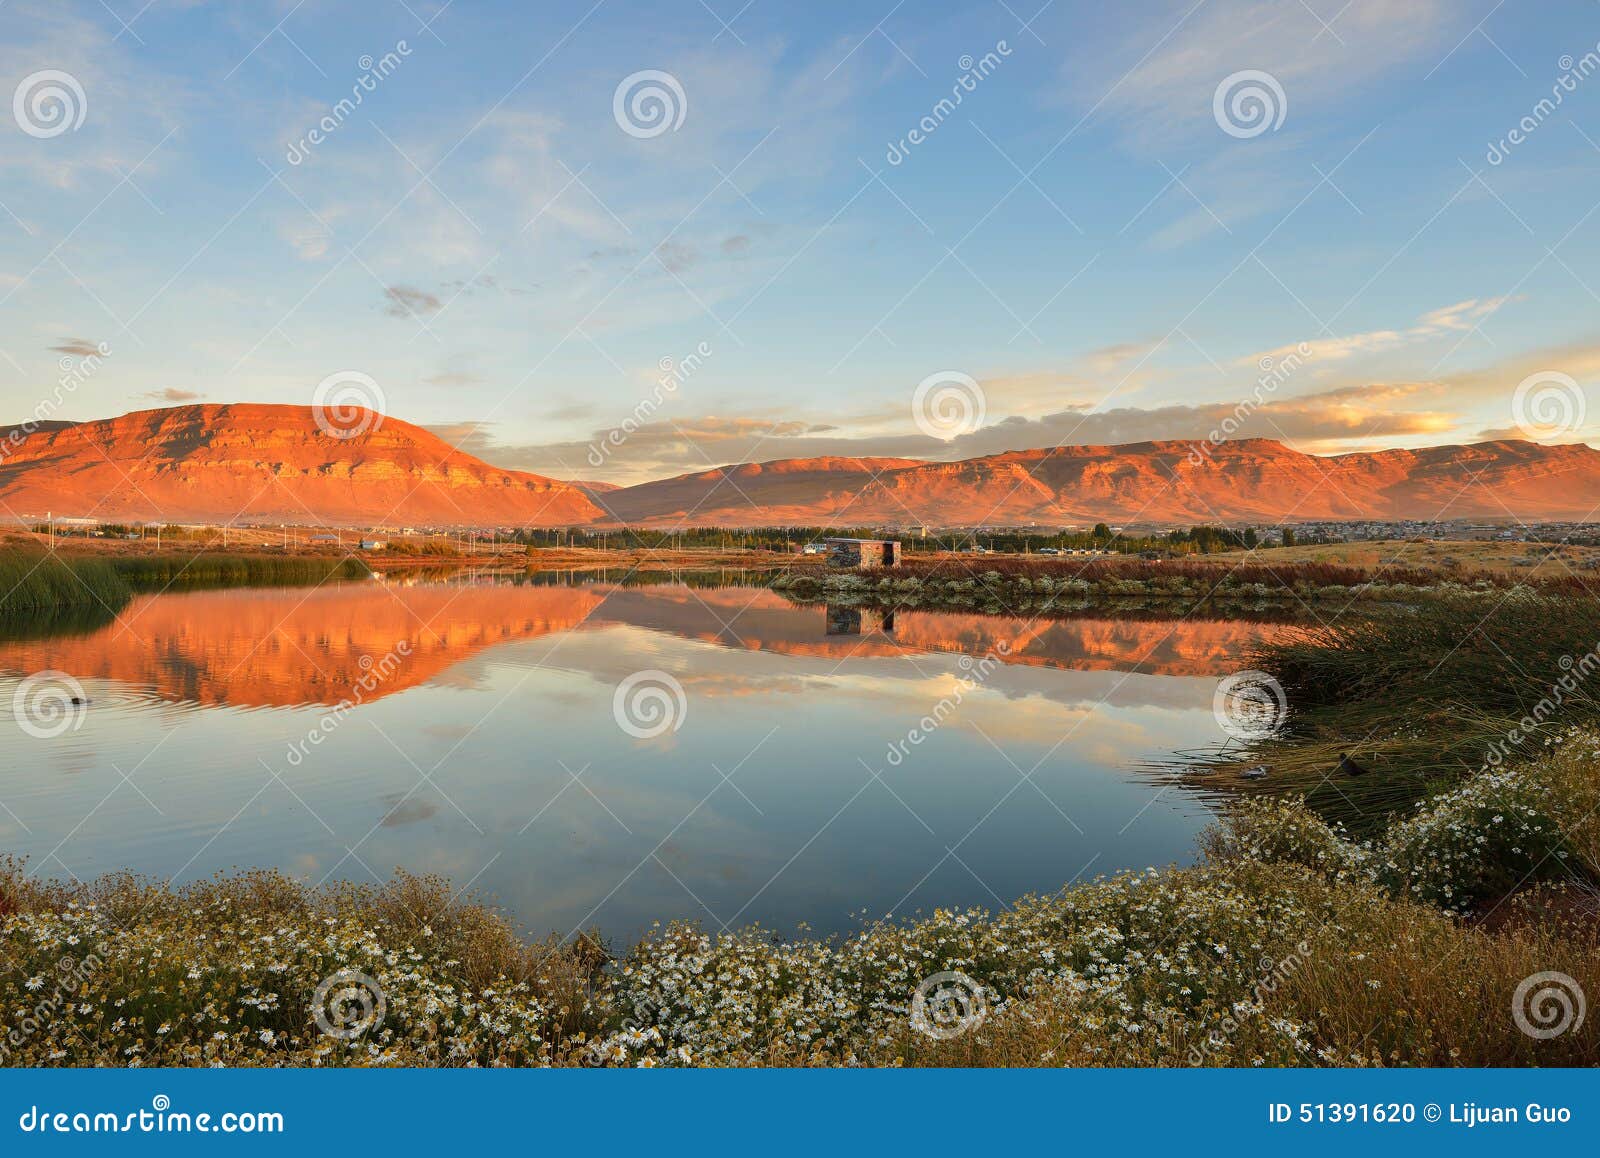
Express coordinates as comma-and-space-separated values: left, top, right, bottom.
0, 551, 131, 617
1239, 592, 1600, 828
111, 553, 371, 591
520, 566, 782, 590
0, 551, 371, 634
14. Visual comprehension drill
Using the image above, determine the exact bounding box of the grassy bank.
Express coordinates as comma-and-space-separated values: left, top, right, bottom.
1225, 592, 1600, 830
1215, 537, 1600, 581
4, 739, 1597, 1067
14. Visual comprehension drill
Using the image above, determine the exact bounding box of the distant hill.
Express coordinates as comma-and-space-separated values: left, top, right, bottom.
589, 438, 1600, 526
592, 456, 925, 525
569, 479, 623, 499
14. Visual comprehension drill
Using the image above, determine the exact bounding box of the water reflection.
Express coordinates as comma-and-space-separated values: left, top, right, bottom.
0, 577, 1301, 708
0, 575, 1299, 941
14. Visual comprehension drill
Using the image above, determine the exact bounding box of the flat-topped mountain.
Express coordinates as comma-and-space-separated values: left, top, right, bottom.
0, 404, 604, 526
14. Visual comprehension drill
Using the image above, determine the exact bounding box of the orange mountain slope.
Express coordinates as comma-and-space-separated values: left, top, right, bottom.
594, 438, 1600, 526
0, 404, 604, 527
592, 456, 927, 525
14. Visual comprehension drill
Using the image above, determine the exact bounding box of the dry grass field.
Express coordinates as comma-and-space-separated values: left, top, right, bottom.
1212, 537, 1600, 580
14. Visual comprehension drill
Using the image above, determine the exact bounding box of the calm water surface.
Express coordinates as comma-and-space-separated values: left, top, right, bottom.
0, 574, 1292, 942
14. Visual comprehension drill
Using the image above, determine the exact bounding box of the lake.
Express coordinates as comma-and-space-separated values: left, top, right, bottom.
0, 572, 1290, 944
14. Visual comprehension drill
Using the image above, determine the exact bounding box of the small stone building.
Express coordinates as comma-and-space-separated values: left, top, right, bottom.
824, 537, 900, 569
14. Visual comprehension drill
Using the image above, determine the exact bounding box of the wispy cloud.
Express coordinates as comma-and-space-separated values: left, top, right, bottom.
1072, 0, 1451, 146
0, 1, 183, 190
49, 337, 104, 357
382, 285, 443, 319
446, 325, 1600, 483
135, 388, 204, 403
1252, 298, 1514, 363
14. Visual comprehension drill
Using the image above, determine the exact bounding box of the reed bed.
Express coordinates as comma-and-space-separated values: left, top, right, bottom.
0, 552, 131, 617
0, 550, 372, 635
1235, 592, 1600, 829
110, 552, 370, 590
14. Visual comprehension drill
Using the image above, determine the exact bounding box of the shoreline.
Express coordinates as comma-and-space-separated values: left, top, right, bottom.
4, 744, 1596, 1067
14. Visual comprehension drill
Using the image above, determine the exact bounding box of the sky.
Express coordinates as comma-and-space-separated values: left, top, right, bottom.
3, 0, 1600, 484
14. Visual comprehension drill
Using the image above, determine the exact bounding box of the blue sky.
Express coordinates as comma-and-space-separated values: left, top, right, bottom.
3, 0, 1600, 482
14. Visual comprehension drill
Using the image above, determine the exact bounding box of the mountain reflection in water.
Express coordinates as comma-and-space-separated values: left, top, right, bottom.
0, 574, 1300, 941
0, 576, 1298, 708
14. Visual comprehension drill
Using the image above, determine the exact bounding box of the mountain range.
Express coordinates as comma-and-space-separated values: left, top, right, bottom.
2, 403, 1596, 528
